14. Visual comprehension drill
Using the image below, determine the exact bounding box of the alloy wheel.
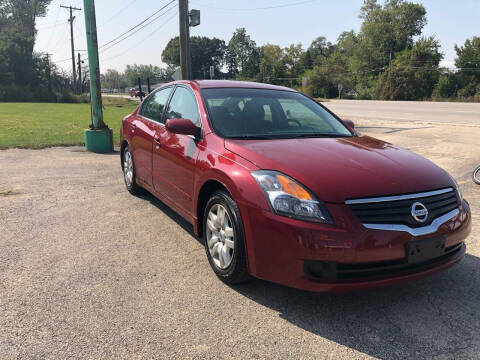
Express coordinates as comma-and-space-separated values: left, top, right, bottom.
123, 148, 134, 187
206, 204, 235, 269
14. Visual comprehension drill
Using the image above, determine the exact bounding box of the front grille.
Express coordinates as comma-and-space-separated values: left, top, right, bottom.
304, 243, 464, 281
346, 188, 458, 228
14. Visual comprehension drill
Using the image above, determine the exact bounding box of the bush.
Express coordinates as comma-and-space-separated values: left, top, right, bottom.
457, 82, 477, 98
56, 93, 90, 103
0, 84, 58, 102
433, 75, 456, 98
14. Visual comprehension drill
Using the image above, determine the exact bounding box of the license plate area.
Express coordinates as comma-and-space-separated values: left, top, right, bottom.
406, 236, 446, 264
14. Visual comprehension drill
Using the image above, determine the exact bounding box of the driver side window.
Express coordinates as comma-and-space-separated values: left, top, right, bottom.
165, 87, 200, 125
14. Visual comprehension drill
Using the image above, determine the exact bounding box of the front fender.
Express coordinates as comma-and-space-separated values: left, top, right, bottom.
194, 135, 266, 275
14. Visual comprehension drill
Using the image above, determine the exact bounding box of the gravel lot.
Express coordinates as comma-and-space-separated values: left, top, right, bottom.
1, 102, 479, 359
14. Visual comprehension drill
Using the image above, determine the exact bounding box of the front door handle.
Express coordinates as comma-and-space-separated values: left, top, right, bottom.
154, 137, 161, 149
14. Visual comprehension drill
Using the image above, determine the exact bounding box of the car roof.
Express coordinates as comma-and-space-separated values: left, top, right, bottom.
170, 80, 297, 92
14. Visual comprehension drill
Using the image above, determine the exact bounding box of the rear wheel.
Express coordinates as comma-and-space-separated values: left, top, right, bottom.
123, 145, 142, 195
203, 190, 250, 284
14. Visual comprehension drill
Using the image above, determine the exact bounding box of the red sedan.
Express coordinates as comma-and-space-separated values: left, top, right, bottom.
120, 80, 471, 293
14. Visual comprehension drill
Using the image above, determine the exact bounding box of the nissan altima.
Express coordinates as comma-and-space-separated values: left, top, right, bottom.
120, 80, 471, 293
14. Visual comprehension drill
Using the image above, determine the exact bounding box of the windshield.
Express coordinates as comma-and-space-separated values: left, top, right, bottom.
202, 88, 352, 139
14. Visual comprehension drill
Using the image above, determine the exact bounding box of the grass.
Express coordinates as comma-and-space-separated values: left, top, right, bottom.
0, 97, 138, 149
0, 190, 20, 196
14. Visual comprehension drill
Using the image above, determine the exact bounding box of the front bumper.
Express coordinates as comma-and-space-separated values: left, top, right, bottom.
240, 199, 471, 293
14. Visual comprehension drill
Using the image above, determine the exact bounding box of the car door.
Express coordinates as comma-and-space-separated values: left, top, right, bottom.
132, 87, 173, 186
152, 85, 201, 215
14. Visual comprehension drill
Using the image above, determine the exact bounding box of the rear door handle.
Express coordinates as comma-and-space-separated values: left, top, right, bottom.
154, 137, 161, 149
130, 124, 136, 132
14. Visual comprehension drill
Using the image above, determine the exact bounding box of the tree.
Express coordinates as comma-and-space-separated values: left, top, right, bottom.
455, 37, 480, 71
308, 36, 335, 66
259, 44, 287, 83
354, 0, 427, 74
162, 36, 227, 79
299, 50, 313, 71
101, 69, 127, 90
283, 43, 304, 77
227, 28, 259, 78
433, 73, 457, 98
454, 36, 480, 96
1, 0, 52, 53
124, 64, 169, 86
377, 36, 443, 100
0, 0, 63, 101
304, 63, 349, 98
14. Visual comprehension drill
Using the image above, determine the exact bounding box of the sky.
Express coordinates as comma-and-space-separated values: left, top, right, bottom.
33, 0, 480, 74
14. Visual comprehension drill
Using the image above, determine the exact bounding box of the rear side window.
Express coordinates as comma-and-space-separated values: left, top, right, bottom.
165, 87, 200, 125
140, 87, 172, 122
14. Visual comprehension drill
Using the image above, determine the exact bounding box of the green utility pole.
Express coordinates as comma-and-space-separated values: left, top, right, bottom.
83, 0, 113, 152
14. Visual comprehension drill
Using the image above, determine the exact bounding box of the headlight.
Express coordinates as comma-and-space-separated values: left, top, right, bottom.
251, 170, 333, 223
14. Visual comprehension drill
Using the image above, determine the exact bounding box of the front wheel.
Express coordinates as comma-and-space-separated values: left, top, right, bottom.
473, 166, 480, 185
203, 190, 250, 284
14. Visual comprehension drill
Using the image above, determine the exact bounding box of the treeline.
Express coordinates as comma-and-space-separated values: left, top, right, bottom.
100, 64, 175, 91
0, 0, 79, 102
157, 0, 479, 101
2, 0, 479, 103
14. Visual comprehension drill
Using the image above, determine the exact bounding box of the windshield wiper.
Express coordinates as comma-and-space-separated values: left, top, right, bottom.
287, 133, 351, 138
227, 135, 278, 140
227, 133, 352, 140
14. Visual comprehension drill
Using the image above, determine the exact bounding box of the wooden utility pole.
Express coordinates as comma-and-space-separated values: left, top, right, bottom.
77, 53, 83, 94
61, 5, 81, 93
178, 0, 191, 80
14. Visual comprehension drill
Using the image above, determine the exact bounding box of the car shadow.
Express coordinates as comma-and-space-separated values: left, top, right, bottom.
135, 190, 479, 359
71, 148, 121, 156
229, 254, 480, 359
136, 191, 203, 246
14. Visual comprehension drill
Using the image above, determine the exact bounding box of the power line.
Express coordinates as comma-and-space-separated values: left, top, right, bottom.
99, 0, 175, 49
53, 57, 73, 64
37, 20, 68, 30
100, 4, 177, 53
101, 11, 178, 63
45, 6, 62, 49
98, 0, 139, 28
73, 21, 86, 40
50, 29, 69, 54
190, 0, 321, 11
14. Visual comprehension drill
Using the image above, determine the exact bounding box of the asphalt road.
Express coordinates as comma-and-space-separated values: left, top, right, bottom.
1, 104, 480, 359
325, 99, 480, 127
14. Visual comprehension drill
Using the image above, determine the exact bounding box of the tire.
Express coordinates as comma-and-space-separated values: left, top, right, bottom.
122, 145, 143, 195
203, 190, 250, 284
473, 166, 480, 185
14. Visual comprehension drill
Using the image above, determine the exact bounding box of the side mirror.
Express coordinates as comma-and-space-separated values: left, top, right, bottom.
165, 118, 201, 138
343, 119, 355, 129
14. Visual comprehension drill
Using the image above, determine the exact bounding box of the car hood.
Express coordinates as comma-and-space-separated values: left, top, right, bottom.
224, 136, 455, 203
